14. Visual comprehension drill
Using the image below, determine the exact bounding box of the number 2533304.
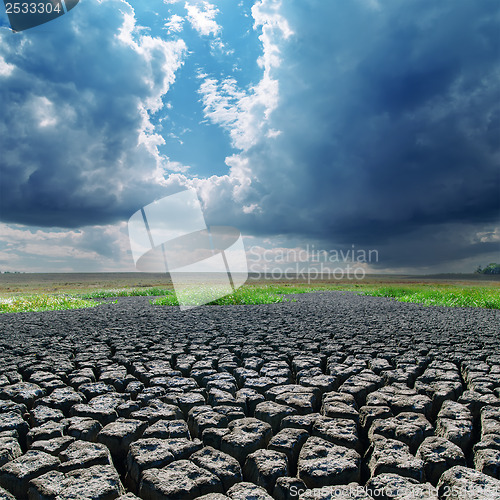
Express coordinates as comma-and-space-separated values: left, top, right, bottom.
5, 2, 62, 14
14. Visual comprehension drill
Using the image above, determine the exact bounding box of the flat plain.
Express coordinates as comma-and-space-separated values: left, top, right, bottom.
1, 272, 499, 295
0, 274, 499, 499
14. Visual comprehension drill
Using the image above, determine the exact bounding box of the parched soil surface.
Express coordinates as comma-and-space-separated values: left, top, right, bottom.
0, 291, 499, 499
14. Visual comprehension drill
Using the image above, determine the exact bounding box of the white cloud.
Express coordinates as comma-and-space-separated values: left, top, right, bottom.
0, 56, 14, 77
196, 0, 292, 152
252, 0, 293, 69
185, 0, 293, 224
242, 203, 260, 214
165, 14, 184, 33
198, 73, 280, 151
32, 96, 58, 128
117, 9, 187, 113
0, 0, 188, 226
474, 227, 500, 243
165, 158, 191, 173
0, 223, 134, 272
184, 1, 220, 37
116, 7, 188, 176
267, 128, 282, 138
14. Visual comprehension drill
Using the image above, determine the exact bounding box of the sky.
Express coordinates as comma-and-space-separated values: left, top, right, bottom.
0, 0, 498, 274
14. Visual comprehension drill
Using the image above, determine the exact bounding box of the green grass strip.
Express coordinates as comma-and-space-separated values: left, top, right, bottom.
78, 287, 173, 299
362, 286, 500, 309
152, 283, 500, 309
0, 295, 103, 314
1, 283, 498, 312
152, 286, 293, 306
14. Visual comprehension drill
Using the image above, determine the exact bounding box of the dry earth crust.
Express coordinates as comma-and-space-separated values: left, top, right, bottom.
0, 291, 499, 499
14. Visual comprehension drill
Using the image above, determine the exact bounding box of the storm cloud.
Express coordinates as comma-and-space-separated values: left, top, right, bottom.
195, 0, 500, 269
0, 0, 498, 271
0, 0, 186, 227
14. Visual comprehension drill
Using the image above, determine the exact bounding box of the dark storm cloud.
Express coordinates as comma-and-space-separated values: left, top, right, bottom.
0, 0, 186, 227
203, 0, 499, 269
1, 0, 498, 272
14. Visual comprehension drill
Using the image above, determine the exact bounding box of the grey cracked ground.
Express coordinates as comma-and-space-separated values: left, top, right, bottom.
0, 291, 499, 499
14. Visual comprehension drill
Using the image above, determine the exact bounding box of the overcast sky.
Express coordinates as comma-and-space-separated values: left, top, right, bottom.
0, 0, 498, 274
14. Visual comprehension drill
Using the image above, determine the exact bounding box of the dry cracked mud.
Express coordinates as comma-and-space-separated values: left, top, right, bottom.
0, 290, 499, 499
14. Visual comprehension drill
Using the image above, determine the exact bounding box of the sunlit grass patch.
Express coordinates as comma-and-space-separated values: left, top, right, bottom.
208, 287, 288, 305
152, 285, 297, 306
0, 295, 102, 314
258, 281, 500, 309
255, 284, 316, 295
1, 281, 498, 312
151, 282, 500, 309
363, 285, 500, 309
79, 287, 173, 299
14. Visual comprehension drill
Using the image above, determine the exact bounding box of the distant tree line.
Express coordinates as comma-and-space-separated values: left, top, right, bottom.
475, 263, 500, 275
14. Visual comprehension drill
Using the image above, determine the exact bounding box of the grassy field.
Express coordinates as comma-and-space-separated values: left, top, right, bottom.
0, 294, 103, 314
0, 273, 498, 313
152, 281, 500, 308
